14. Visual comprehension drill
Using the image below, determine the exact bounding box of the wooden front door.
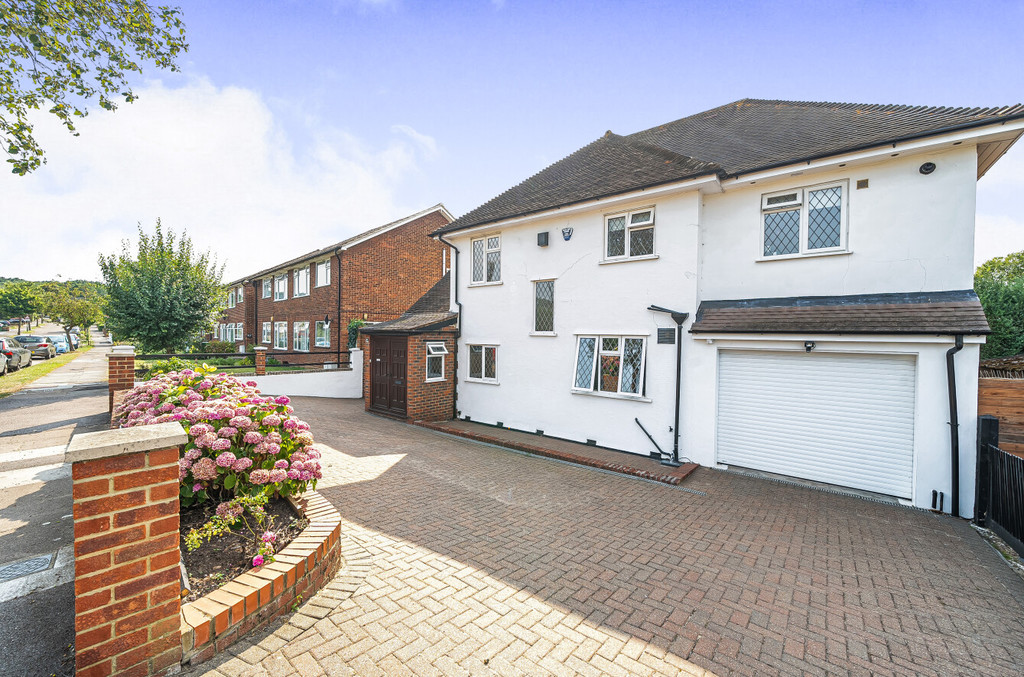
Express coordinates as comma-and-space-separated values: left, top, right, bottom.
370, 336, 408, 416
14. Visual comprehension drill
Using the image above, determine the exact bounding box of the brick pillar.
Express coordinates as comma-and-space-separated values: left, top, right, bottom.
254, 346, 267, 376
108, 346, 136, 412
68, 422, 188, 677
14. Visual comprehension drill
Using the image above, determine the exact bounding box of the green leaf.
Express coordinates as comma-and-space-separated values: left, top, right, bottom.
224, 474, 236, 490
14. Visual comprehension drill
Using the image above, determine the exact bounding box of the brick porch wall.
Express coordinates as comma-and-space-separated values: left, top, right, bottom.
108, 346, 136, 413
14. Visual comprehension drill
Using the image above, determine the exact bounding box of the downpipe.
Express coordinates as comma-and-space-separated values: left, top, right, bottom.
437, 233, 461, 420
946, 334, 964, 517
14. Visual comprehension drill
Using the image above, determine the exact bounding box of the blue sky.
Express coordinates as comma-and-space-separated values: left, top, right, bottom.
6, 0, 1024, 280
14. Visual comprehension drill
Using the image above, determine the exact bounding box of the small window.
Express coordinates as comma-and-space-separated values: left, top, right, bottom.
471, 235, 501, 283
227, 290, 236, 308
293, 322, 310, 351
425, 342, 447, 382
293, 268, 310, 297
273, 321, 288, 349
274, 274, 287, 301
572, 335, 647, 397
225, 323, 235, 343
237, 287, 244, 304
314, 321, 330, 347
262, 278, 272, 298
262, 322, 271, 344
534, 280, 554, 332
605, 209, 655, 260
316, 260, 331, 287
467, 344, 497, 383
762, 181, 846, 258
235, 323, 244, 343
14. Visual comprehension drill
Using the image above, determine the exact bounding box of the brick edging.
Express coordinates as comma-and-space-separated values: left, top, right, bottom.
414, 421, 698, 485
179, 490, 343, 666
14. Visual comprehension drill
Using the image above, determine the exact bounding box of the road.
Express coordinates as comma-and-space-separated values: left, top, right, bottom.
0, 327, 112, 677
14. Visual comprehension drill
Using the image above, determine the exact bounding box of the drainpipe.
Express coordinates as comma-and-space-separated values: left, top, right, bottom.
436, 233, 461, 420
335, 248, 343, 366
647, 305, 689, 467
946, 334, 964, 517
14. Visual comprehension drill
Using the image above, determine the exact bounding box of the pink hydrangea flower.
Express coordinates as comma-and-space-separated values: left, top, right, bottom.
249, 469, 270, 485
295, 432, 314, 446
196, 433, 218, 449
267, 432, 282, 444
218, 426, 238, 438
192, 457, 217, 480
275, 396, 290, 405
246, 381, 258, 387
261, 531, 276, 543
287, 469, 300, 479
189, 423, 214, 437
243, 431, 263, 445
231, 457, 253, 472
290, 460, 304, 472
268, 469, 287, 483
261, 414, 281, 427
178, 458, 192, 472
184, 449, 201, 462
306, 449, 321, 460
192, 483, 202, 492
215, 451, 236, 467
274, 459, 288, 470
282, 418, 298, 430
252, 555, 264, 567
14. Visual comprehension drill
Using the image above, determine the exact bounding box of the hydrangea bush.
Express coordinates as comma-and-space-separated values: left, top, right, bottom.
115, 365, 322, 508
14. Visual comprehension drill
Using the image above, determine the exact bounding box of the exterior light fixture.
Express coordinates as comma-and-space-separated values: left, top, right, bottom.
323, 315, 331, 327
562, 227, 573, 241
804, 341, 815, 352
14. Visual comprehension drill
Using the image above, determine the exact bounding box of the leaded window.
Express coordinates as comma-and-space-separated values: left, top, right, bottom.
274, 321, 287, 349
572, 335, 647, 397
262, 278, 272, 298
468, 344, 497, 382
534, 280, 554, 332
605, 209, 655, 259
293, 321, 310, 351
471, 235, 501, 283
293, 268, 310, 297
315, 321, 330, 347
762, 182, 847, 257
426, 342, 447, 381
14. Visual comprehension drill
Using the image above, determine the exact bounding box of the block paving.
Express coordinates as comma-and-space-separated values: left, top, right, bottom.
187, 399, 1024, 676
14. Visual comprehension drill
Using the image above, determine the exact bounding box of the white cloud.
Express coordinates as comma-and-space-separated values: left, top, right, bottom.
3, 78, 438, 282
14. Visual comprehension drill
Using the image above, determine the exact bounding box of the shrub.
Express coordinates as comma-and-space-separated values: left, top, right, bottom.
114, 366, 321, 507
202, 340, 236, 354
141, 356, 202, 379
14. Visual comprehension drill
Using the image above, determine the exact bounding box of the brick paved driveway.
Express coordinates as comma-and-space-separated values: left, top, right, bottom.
192, 399, 1024, 676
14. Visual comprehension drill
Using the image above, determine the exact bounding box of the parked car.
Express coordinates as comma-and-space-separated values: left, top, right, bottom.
48, 334, 70, 354
0, 320, 9, 330
0, 352, 7, 376
16, 335, 57, 359
69, 332, 80, 349
0, 338, 32, 370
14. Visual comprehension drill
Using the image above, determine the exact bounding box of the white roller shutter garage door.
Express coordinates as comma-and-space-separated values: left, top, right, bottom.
716, 350, 916, 499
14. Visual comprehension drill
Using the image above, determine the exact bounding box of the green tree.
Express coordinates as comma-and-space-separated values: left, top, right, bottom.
0, 281, 39, 333
975, 252, 1024, 359
99, 220, 224, 353
1, 1, 188, 175
40, 280, 103, 348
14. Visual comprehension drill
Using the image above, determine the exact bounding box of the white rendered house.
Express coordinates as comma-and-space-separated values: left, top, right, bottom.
432, 99, 1024, 517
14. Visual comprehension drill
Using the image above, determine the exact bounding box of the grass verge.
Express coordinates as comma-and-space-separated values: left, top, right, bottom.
0, 348, 93, 399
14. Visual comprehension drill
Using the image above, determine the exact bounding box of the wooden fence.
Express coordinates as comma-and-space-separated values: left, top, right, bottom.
978, 378, 1024, 457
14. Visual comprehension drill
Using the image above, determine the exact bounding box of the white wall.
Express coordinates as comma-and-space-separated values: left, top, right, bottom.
248, 349, 363, 399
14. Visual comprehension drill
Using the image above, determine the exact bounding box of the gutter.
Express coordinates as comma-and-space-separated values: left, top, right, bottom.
436, 233, 461, 420
946, 334, 964, 517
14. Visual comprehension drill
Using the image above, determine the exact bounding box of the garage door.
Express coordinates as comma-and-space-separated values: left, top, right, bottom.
716, 350, 916, 498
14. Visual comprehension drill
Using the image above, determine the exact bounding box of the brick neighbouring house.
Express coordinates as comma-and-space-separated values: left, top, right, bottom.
216, 204, 453, 367
360, 273, 457, 421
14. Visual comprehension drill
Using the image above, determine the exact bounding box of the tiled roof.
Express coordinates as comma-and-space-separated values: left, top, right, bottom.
689, 290, 990, 335
436, 99, 1024, 235
361, 273, 456, 334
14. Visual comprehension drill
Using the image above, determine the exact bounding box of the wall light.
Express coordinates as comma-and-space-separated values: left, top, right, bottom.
804, 341, 815, 352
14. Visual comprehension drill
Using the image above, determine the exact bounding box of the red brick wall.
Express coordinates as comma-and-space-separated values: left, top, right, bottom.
72, 444, 182, 676
363, 329, 455, 422
108, 351, 136, 412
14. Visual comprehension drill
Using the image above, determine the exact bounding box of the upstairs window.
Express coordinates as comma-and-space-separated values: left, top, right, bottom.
572, 335, 647, 397
467, 344, 497, 383
314, 321, 330, 347
293, 321, 310, 351
605, 209, 655, 260
534, 280, 554, 333
273, 321, 287, 349
316, 259, 331, 287
274, 274, 288, 301
237, 286, 244, 304
426, 342, 447, 382
761, 181, 846, 258
471, 235, 501, 283
262, 278, 272, 298
293, 268, 310, 297
227, 290, 236, 308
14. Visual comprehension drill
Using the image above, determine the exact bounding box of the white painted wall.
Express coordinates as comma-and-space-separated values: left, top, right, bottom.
247, 349, 363, 399
449, 143, 985, 513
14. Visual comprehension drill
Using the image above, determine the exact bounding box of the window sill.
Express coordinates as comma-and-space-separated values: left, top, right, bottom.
425, 377, 446, 383
468, 281, 503, 288
293, 293, 310, 298
314, 344, 330, 349
598, 254, 660, 266
530, 331, 557, 337
465, 378, 500, 385
273, 298, 287, 302
571, 389, 652, 403
757, 249, 851, 262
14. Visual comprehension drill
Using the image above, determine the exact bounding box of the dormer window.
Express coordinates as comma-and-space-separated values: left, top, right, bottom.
605, 208, 655, 260
761, 181, 847, 258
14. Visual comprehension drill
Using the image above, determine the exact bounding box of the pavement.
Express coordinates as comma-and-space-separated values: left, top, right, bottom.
186, 398, 1024, 677
0, 328, 110, 677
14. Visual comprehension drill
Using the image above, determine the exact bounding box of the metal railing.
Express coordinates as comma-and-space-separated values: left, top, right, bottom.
975, 415, 1024, 557
133, 350, 351, 378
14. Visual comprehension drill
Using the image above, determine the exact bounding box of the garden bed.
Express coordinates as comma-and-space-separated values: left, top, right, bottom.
180, 497, 309, 602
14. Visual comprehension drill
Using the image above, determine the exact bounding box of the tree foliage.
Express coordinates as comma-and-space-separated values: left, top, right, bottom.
40, 280, 103, 347
975, 252, 1024, 359
1, 0, 188, 174
0, 281, 39, 332
99, 220, 224, 353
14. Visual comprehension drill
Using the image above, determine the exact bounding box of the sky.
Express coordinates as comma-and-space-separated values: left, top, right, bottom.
4, 0, 1024, 282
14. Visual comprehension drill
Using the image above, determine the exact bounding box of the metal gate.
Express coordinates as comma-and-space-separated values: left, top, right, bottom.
975, 415, 1024, 557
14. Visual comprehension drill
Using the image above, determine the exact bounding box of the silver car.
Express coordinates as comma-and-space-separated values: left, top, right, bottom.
0, 338, 32, 370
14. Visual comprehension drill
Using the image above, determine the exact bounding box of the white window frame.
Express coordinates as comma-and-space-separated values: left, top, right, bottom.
218, 324, 225, 342
603, 208, 656, 261
236, 323, 244, 343
237, 287, 244, 305
314, 321, 330, 347
274, 274, 288, 301
227, 290, 236, 308
470, 234, 501, 284
760, 180, 848, 259
293, 321, 310, 352
261, 322, 271, 344
466, 344, 498, 384
571, 334, 648, 399
532, 279, 555, 335
262, 278, 272, 298
273, 321, 288, 349
316, 259, 331, 287
225, 323, 235, 343
293, 267, 310, 298
425, 342, 447, 382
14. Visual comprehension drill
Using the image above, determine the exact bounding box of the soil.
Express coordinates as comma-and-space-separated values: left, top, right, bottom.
179, 497, 309, 602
